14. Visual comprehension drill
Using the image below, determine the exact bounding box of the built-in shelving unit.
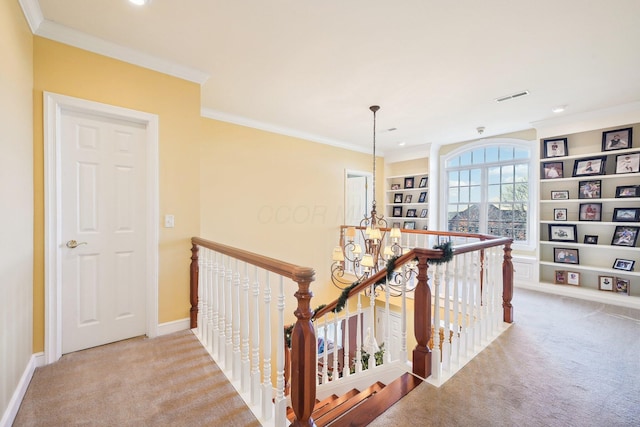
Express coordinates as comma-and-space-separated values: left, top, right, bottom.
385, 173, 429, 230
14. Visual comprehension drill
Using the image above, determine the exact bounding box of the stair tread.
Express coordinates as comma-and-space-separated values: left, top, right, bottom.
314, 382, 385, 426
311, 389, 359, 420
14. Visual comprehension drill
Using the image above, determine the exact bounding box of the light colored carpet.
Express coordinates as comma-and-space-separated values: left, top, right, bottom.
13, 330, 261, 426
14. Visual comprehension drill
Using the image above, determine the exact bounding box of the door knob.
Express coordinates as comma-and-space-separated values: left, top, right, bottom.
66, 240, 88, 249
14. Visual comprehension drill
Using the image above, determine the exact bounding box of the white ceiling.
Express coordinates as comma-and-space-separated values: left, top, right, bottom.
26, 0, 640, 156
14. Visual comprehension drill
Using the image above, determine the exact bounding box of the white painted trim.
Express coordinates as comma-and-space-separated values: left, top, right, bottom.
17, 0, 43, 34
0, 353, 43, 427
158, 318, 190, 336
43, 92, 159, 364
516, 281, 640, 310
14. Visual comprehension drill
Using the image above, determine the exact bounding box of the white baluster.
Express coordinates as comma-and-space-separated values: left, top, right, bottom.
442, 259, 452, 374
332, 312, 340, 378
261, 272, 272, 421
400, 263, 408, 363
460, 252, 469, 358
321, 314, 329, 384
342, 304, 351, 378
250, 266, 261, 406
225, 257, 233, 370
232, 260, 241, 380
241, 262, 251, 392
355, 293, 363, 373
452, 254, 460, 367
207, 249, 215, 352
211, 252, 220, 360
217, 255, 226, 364
275, 276, 286, 427
431, 263, 442, 380
196, 246, 204, 339
384, 272, 391, 363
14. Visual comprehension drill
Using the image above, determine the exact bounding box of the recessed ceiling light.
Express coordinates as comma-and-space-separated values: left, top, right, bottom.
129, 0, 149, 5
398, 142, 406, 147
552, 105, 567, 113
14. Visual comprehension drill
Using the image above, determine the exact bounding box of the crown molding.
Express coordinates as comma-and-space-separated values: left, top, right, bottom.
18, 0, 44, 33
201, 108, 376, 155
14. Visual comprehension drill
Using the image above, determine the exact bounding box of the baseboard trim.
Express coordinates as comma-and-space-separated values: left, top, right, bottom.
157, 318, 190, 336
0, 352, 43, 427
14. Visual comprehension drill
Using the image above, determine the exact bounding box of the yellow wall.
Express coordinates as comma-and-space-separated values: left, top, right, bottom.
0, 0, 33, 416
32, 37, 202, 351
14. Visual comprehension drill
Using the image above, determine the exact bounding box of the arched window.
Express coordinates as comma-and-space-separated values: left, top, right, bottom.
441, 139, 536, 249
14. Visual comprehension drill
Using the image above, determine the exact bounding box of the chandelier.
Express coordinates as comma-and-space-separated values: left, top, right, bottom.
330, 106, 407, 290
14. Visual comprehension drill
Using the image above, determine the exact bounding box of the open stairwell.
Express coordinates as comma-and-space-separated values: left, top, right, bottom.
287, 373, 423, 427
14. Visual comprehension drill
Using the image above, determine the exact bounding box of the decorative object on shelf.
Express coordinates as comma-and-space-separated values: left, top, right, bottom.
403, 221, 416, 230
612, 258, 635, 271
392, 221, 400, 228
599, 275, 614, 291
543, 137, 568, 158
420, 209, 428, 218
554, 208, 568, 221
418, 192, 427, 203
554, 270, 566, 284
566, 271, 580, 286
578, 180, 601, 199
551, 190, 569, 200
579, 203, 602, 221
404, 194, 412, 203
404, 177, 414, 188
394, 193, 403, 203
615, 277, 630, 294
615, 185, 640, 198
391, 183, 401, 190
611, 226, 639, 247
406, 209, 416, 218
584, 234, 598, 244
554, 247, 579, 264
572, 156, 606, 177
543, 161, 564, 179
612, 207, 640, 222
549, 224, 577, 242
419, 177, 428, 188
602, 127, 632, 151
392, 207, 402, 217
615, 153, 640, 174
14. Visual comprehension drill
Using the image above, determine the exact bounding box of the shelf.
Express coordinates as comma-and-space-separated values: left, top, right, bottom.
516, 281, 640, 309
539, 240, 640, 252
539, 220, 640, 226
540, 197, 640, 204
539, 261, 640, 277
541, 171, 640, 183
539, 146, 640, 163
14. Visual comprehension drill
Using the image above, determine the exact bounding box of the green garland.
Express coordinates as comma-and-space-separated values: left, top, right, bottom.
430, 240, 454, 264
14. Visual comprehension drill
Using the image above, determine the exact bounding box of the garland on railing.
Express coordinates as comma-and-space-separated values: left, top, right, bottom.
430, 240, 454, 264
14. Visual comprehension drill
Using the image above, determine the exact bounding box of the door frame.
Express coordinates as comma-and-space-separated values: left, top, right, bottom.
344, 169, 373, 225
43, 92, 159, 364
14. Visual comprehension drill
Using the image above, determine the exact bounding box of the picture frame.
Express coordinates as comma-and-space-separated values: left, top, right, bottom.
615, 153, 640, 174
615, 277, 630, 294
403, 221, 416, 230
406, 208, 417, 218
548, 224, 578, 242
551, 190, 569, 200
438, 235, 450, 245
578, 180, 601, 199
612, 207, 640, 222
584, 235, 598, 244
542, 161, 564, 179
543, 138, 568, 158
598, 275, 614, 291
391, 183, 401, 190
553, 208, 568, 221
418, 191, 427, 203
419, 177, 428, 188
612, 258, 635, 271
392, 222, 401, 229
553, 248, 579, 264
566, 271, 580, 286
578, 203, 602, 221
554, 270, 566, 284
602, 127, 632, 151
615, 185, 640, 198
394, 193, 403, 203
572, 156, 606, 177
420, 208, 428, 218
404, 177, 414, 189
392, 206, 402, 217
610, 226, 639, 247
404, 194, 412, 203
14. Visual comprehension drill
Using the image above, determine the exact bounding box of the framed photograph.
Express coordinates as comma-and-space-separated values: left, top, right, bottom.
551, 190, 569, 200
615, 153, 640, 174
553, 248, 579, 264
554, 208, 568, 221
420, 208, 428, 218
438, 235, 450, 245
393, 193, 403, 203
615, 278, 630, 294
404, 177, 414, 189
542, 161, 564, 179
612, 207, 640, 222
598, 275, 614, 291
615, 185, 640, 198
392, 206, 402, 217
584, 235, 598, 244
578, 180, 601, 199
554, 270, 566, 284
418, 191, 427, 203
612, 258, 635, 271
572, 156, 606, 177
406, 208, 417, 217
403, 221, 416, 230
548, 224, 578, 242
404, 194, 412, 203
419, 177, 428, 188
566, 271, 580, 286
578, 203, 602, 221
391, 183, 401, 190
392, 222, 401, 229
543, 138, 568, 158
611, 226, 639, 247
602, 127, 632, 151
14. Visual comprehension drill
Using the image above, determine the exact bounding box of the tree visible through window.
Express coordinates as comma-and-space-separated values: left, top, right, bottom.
445, 145, 530, 242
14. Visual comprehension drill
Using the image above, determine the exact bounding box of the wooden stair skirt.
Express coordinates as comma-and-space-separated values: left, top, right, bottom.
287, 373, 423, 427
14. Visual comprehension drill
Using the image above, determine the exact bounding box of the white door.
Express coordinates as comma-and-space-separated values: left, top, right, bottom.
376, 307, 402, 360
345, 172, 372, 226
60, 109, 148, 354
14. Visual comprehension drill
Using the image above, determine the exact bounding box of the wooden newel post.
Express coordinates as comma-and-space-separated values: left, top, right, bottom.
502, 241, 514, 323
190, 242, 199, 329
412, 255, 432, 378
290, 268, 317, 427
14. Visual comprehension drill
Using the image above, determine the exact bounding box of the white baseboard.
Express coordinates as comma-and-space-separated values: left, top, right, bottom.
157, 318, 190, 336
0, 352, 43, 427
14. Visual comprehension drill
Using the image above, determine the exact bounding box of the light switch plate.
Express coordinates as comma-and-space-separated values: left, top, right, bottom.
164, 214, 175, 228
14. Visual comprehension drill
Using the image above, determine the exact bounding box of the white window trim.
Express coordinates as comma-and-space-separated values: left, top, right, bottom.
439, 138, 538, 252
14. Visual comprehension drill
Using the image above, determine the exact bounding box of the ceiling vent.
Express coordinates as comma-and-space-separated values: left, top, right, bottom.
495, 90, 530, 103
